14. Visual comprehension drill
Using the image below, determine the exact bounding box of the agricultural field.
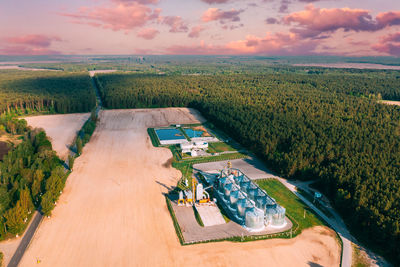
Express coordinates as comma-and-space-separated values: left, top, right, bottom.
24, 113, 90, 160
19, 109, 340, 267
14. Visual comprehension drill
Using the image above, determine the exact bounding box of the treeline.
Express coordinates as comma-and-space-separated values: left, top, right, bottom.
0, 115, 67, 238
96, 73, 400, 264
0, 70, 96, 114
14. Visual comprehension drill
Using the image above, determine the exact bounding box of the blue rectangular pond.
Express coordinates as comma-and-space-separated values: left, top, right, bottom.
155, 128, 186, 141
184, 128, 204, 138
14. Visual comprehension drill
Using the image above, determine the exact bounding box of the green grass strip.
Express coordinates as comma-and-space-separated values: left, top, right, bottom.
165, 196, 185, 245
147, 128, 161, 147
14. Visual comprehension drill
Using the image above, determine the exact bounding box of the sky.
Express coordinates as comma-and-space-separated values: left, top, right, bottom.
0, 0, 399, 56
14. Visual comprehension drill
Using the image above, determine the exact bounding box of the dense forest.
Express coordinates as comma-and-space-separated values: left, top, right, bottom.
96, 72, 400, 264
0, 69, 97, 239
0, 114, 67, 238
0, 70, 96, 114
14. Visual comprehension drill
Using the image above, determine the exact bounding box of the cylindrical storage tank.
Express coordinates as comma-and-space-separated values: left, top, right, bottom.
240, 181, 251, 192
255, 196, 266, 211
223, 182, 233, 197
245, 208, 265, 230
237, 199, 251, 217
234, 175, 245, 184
245, 183, 257, 194
248, 188, 258, 199
271, 206, 286, 226
229, 190, 241, 205
219, 177, 228, 187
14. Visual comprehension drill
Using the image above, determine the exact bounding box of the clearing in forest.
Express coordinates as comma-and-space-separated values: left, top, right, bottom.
19, 108, 340, 267
25, 113, 90, 160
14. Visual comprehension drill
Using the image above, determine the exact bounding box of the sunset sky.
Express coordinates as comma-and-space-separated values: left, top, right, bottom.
1, 0, 399, 56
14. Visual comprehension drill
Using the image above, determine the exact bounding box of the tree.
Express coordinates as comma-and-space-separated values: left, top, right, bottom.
68, 155, 75, 170
31, 169, 44, 206
40, 191, 54, 217
76, 137, 83, 155
4, 202, 25, 234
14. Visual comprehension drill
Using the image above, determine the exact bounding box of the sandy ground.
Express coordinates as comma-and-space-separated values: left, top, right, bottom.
19, 108, 340, 267
0, 237, 20, 266
0, 65, 60, 71
89, 70, 118, 77
380, 100, 400, 106
25, 113, 90, 160
293, 63, 400, 70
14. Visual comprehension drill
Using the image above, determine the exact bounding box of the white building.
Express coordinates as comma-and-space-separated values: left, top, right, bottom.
180, 141, 208, 154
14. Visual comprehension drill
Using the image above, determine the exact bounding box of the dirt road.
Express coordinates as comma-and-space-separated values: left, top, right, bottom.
19, 109, 340, 267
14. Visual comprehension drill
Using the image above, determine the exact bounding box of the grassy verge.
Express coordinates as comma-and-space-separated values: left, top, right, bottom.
165, 196, 185, 244
147, 128, 160, 147
297, 188, 335, 219
256, 179, 326, 231
175, 151, 247, 164
208, 142, 237, 153
352, 244, 370, 267
79, 112, 97, 146
193, 206, 204, 227
178, 127, 191, 141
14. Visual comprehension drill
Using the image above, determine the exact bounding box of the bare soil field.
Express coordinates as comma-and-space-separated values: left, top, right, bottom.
293, 63, 400, 70
0, 236, 20, 266
89, 70, 118, 77
0, 65, 60, 71
20, 108, 340, 267
25, 113, 90, 160
380, 100, 400, 106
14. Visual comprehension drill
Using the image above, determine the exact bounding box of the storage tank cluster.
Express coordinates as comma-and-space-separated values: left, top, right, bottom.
215, 168, 286, 231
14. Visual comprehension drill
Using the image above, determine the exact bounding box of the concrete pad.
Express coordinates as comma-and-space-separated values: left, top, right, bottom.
195, 204, 225, 227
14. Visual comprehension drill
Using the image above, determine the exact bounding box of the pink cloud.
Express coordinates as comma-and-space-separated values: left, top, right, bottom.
201, 0, 231, 3
0, 46, 61, 56
111, 0, 159, 4
162, 16, 188, 33
284, 5, 375, 34
225, 32, 317, 54
188, 25, 206, 38
376, 11, 400, 28
166, 31, 319, 55
202, 8, 243, 23
166, 41, 227, 55
381, 32, 400, 43
5, 34, 61, 47
372, 42, 400, 56
283, 5, 400, 38
372, 32, 400, 56
60, 3, 160, 32
137, 28, 159, 39
0, 34, 62, 55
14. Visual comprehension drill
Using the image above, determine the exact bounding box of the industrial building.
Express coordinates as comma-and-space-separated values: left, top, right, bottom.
180, 141, 208, 156
214, 168, 286, 231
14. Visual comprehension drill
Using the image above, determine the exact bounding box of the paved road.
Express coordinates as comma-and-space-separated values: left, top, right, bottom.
7, 212, 43, 267
278, 178, 352, 267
